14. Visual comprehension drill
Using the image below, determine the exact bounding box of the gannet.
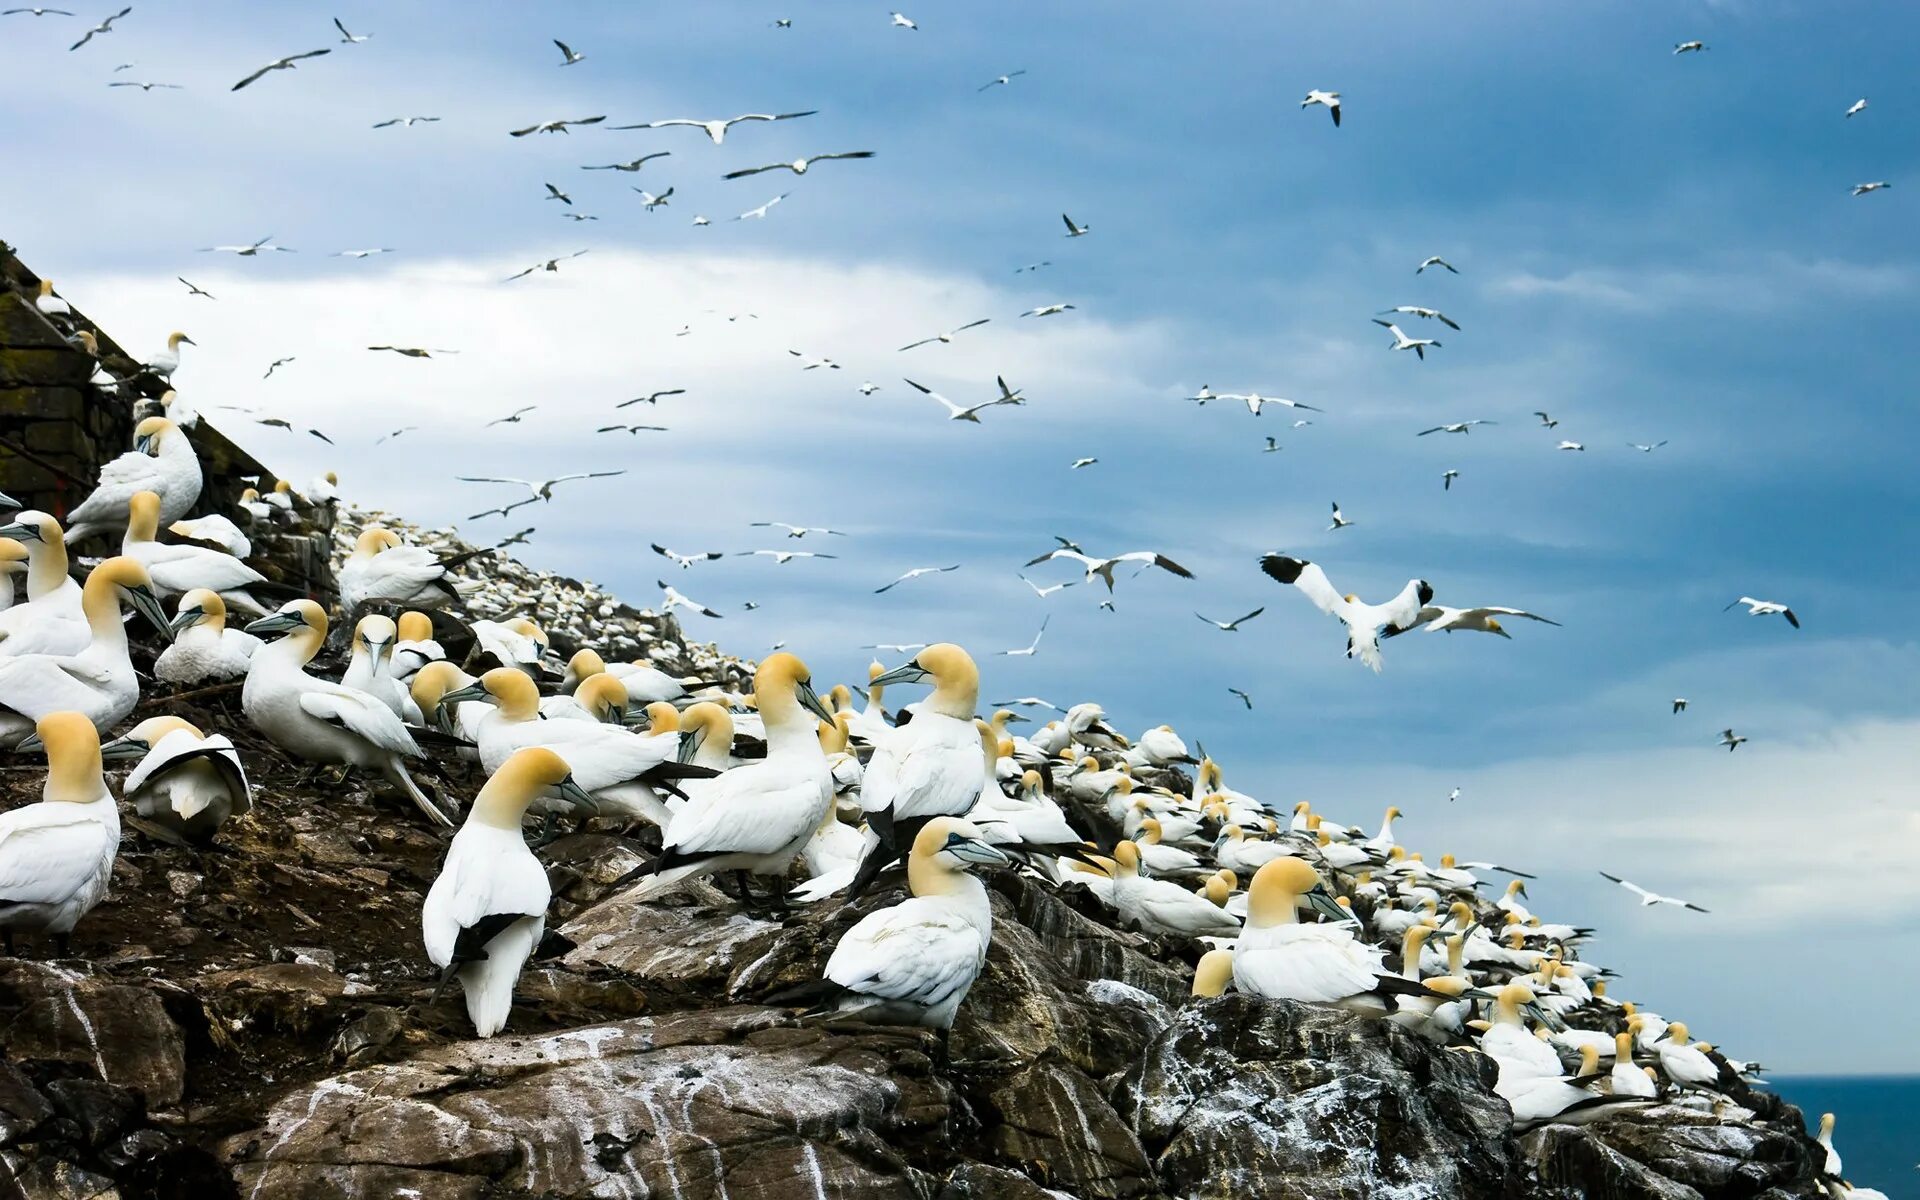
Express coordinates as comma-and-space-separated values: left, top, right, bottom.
33, 278, 71, 323
1852, 180, 1890, 196
1124, 724, 1196, 768
1301, 89, 1341, 125
1023, 545, 1194, 591
903, 377, 1021, 422
0, 558, 168, 746
889, 11, 916, 28
120, 491, 267, 615
470, 617, 548, 672
543, 674, 630, 725
1111, 841, 1242, 938
242, 601, 451, 827
1194, 607, 1264, 632
898, 318, 991, 352
1723, 595, 1799, 629
635, 187, 677, 211
1398, 604, 1560, 638
508, 116, 605, 137
1379, 305, 1460, 330
748, 521, 845, 539
1598, 871, 1708, 912
1673, 40, 1706, 54
1610, 1032, 1658, 1098
1374, 319, 1441, 359
166, 513, 249, 558
1021, 303, 1076, 318
102, 716, 250, 844
1192, 949, 1236, 998
201, 236, 292, 256
874, 564, 961, 593
995, 616, 1048, 657
156, 589, 259, 684
230, 48, 331, 91
1228, 688, 1252, 708
504, 250, 588, 282
1230, 858, 1423, 1014
1062, 213, 1090, 237
584, 152, 672, 172
1418, 421, 1495, 436
724, 151, 874, 179
372, 115, 439, 128
0, 538, 22, 610
1214, 825, 1292, 874
658, 580, 722, 618
1259, 554, 1432, 672
1417, 256, 1459, 275
0, 712, 120, 955
1327, 501, 1352, 530
609, 110, 817, 144
61, 417, 203, 545
410, 662, 490, 745
424, 748, 594, 1037
741, 549, 837, 565
852, 644, 984, 894
0, 512, 85, 657
1557, 440, 1585, 451
1816, 1112, 1841, 1177
1651, 1022, 1721, 1091
1480, 983, 1565, 1081
622, 653, 835, 907
1718, 728, 1747, 752
339, 527, 483, 613
67, 5, 128, 51
1501, 1045, 1652, 1129
340, 615, 419, 722
653, 543, 722, 569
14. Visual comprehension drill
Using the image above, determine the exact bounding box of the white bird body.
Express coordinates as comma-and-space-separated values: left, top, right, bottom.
0, 559, 163, 746
1024, 546, 1194, 592
168, 513, 250, 557
1231, 859, 1383, 1012
863, 712, 981, 826
121, 498, 267, 614
618, 111, 817, 144
1111, 842, 1242, 939
155, 590, 258, 684
113, 718, 251, 843
1406, 605, 1559, 639
1599, 871, 1708, 912
1724, 596, 1799, 629
1374, 320, 1441, 359
0, 713, 121, 946
1301, 90, 1341, 125
1123, 724, 1193, 767
61, 418, 202, 544
1652, 1024, 1720, 1090
1260, 554, 1432, 672
339, 528, 475, 612
0, 513, 86, 658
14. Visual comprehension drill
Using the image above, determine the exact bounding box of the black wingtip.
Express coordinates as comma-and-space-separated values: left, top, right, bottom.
1258, 554, 1307, 585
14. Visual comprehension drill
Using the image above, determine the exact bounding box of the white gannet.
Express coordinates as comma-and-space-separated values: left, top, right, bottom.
1718, 728, 1748, 752
241, 600, 451, 827
339, 527, 483, 613
230, 48, 332, 92
0, 711, 120, 955
0, 538, 21, 611
653, 543, 723, 569
1417, 421, 1495, 436
1598, 871, 1709, 913
1500, 1046, 1651, 1130
542, 674, 630, 725
389, 610, 444, 682
61, 417, 203, 544
889, 11, 916, 28
1110, 841, 1243, 939
508, 115, 605, 137
423, 748, 595, 1037
121, 491, 267, 615
1379, 305, 1461, 330
0, 558, 169, 746
852, 644, 984, 893
1417, 256, 1458, 274
1852, 180, 1890, 196
1480, 983, 1565, 1081
1259, 554, 1432, 672
1816, 1112, 1841, 1177
33, 278, 71, 323
156, 588, 259, 684
874, 564, 961, 593
551, 37, 584, 65
1611, 1032, 1658, 1098
1328, 502, 1352, 530
144, 331, 195, 379
1400, 604, 1560, 638
0, 511, 85, 657
1061, 213, 1090, 237
1557, 440, 1586, 452
1231, 858, 1406, 1014
970, 769, 1080, 849
66, 4, 129, 50
470, 617, 549, 672
1301, 89, 1341, 125
1673, 40, 1707, 54
622, 653, 836, 906
898, 318, 991, 352
1192, 948, 1236, 998
1124, 724, 1196, 768
609, 110, 817, 144
102, 716, 251, 844
902, 377, 1022, 423
1651, 1022, 1721, 1092
201, 236, 294, 256
1723, 595, 1799, 629
1373, 319, 1442, 359
657, 580, 723, 618
796, 818, 1009, 1030
1194, 607, 1264, 632
724, 151, 875, 180
749, 521, 845, 539
410, 662, 490, 746
1214, 824, 1293, 874
1023, 545, 1195, 592
341, 615, 420, 722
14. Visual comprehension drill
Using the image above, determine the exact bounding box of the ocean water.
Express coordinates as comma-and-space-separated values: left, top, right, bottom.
1766, 1076, 1917, 1199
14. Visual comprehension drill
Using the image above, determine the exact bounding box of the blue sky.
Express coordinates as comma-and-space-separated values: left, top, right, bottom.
7, 1, 1917, 1073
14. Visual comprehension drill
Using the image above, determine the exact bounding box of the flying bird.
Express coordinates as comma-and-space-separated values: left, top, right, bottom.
1599, 872, 1708, 913
595, 423, 668, 435
504, 250, 588, 281
468, 497, 538, 521
1195, 607, 1264, 632
978, 70, 1026, 91
1851, 181, 1890, 196
1019, 575, 1075, 599
543, 182, 572, 205
1845, 98, 1867, 119
369, 345, 457, 358
231, 49, 331, 91
609, 111, 817, 144
633, 187, 675, 210
1222, 391, 1320, 416
1228, 688, 1252, 710
652, 544, 723, 569
996, 616, 1050, 657
484, 406, 537, 427
1301, 90, 1341, 125
1024, 546, 1194, 592
1448, 787, 1461, 804
898, 318, 990, 351
858, 382, 881, 395
1061, 213, 1091, 238
1673, 40, 1707, 54
1628, 441, 1669, 453
751, 522, 845, 539
723, 151, 874, 179
332, 248, 395, 260
553, 38, 584, 65
1672, 699, 1688, 714
375, 426, 417, 444
614, 388, 687, 410
1718, 729, 1747, 752
1416, 256, 1458, 275
1417, 421, 1495, 436
176, 277, 215, 299
1263, 438, 1282, 454
875, 565, 960, 594
332, 16, 368, 42
733, 193, 788, 220
67, 5, 128, 50
1723, 596, 1798, 629
201, 235, 293, 256
1374, 320, 1441, 359
1015, 261, 1051, 273
1442, 470, 1459, 490
1070, 457, 1097, 469
890, 11, 916, 29
261, 356, 295, 379
583, 153, 671, 172
107, 79, 179, 91
1534, 411, 1559, 429
789, 351, 840, 371
457, 471, 628, 502
657, 582, 722, 619
904, 377, 1023, 423
1020, 303, 1076, 318
5, 8, 78, 15
1258, 554, 1433, 672
372, 116, 440, 128
1328, 501, 1352, 531
741, 550, 837, 565
509, 116, 605, 137
1378, 305, 1460, 330
1397, 605, 1560, 638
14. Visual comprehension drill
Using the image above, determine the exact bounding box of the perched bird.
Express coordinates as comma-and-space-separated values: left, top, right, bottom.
1259, 554, 1432, 672
1374, 319, 1441, 359
121, 491, 267, 615
0, 712, 120, 956
1195, 608, 1264, 632
1723, 596, 1799, 629
102, 716, 250, 845
231, 48, 331, 91
1300, 89, 1341, 125
724, 151, 874, 179
1718, 729, 1747, 752
62, 417, 202, 546
0, 558, 170, 746
609, 111, 816, 144
849, 645, 984, 894
144, 331, 195, 380
156, 589, 258, 684
340, 527, 484, 613
1598, 872, 1708, 913
1023, 545, 1194, 591
1416, 256, 1458, 275
1109, 841, 1242, 939
0, 512, 84, 657
876, 564, 961, 594
898, 319, 991, 351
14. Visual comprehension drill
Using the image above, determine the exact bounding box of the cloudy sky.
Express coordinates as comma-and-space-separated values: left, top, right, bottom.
7, 2, 1917, 1072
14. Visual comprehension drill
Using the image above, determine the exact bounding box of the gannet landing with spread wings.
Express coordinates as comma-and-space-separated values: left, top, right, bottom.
1259, 554, 1432, 672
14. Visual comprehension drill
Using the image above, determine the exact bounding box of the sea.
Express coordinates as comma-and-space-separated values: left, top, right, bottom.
1766, 1076, 1917, 1199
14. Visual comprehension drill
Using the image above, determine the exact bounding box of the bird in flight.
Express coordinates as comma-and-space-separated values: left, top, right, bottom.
904, 377, 1024, 423
5, 8, 78, 16
724, 151, 874, 179
1222, 392, 1320, 416
752, 522, 846, 540
1227, 688, 1253, 710
1673, 40, 1707, 54
1416, 256, 1458, 275
1374, 320, 1441, 359
1534, 411, 1559, 429
1557, 440, 1586, 451
733, 193, 788, 220
875, 565, 960, 594
261, 356, 295, 379
595, 423, 668, 435
176, 277, 215, 299
652, 544, 723, 569
1070, 457, 1097, 470
611, 111, 817, 144
1328, 501, 1352, 531
890, 11, 917, 29
1263, 438, 1282, 454
1724, 596, 1799, 628
1195, 607, 1264, 632
332, 247, 395, 259
231, 48, 331, 92
899, 318, 990, 351
107, 79, 179, 91
1021, 303, 1076, 318
468, 497, 539, 521
658, 582, 722, 619
368, 345, 457, 358
375, 426, 417, 444
1378, 305, 1460, 330
509, 116, 605, 137
67, 5, 128, 51
996, 616, 1050, 657
1259, 553, 1433, 673
789, 351, 840, 371
1395, 605, 1560, 639
1442, 469, 1459, 490
1061, 213, 1091, 238
332, 16, 369, 43
458, 471, 627, 502
617, 388, 686, 408
1672, 699, 1688, 714
979, 69, 1026, 92
1628, 440, 1669, 453
1718, 729, 1747, 752
484, 406, 537, 427
504, 250, 588, 281
1845, 98, 1868, 118
1599, 872, 1708, 913
1301, 89, 1341, 126
583, 153, 671, 172
633, 187, 675, 211
741, 550, 837, 565
373, 116, 440, 128
1417, 420, 1495, 436
201, 235, 293, 256
1851, 181, 1890, 196
1020, 575, 1075, 599
553, 38, 584, 65
1448, 787, 1461, 804
1024, 546, 1194, 592
544, 182, 573, 205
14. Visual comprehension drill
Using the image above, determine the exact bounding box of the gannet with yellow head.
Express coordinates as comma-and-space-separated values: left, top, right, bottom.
34, 277, 72, 323
1231, 857, 1409, 1013
168, 512, 251, 558
120, 490, 267, 615
147, 330, 195, 379
0, 511, 86, 657
389, 610, 445, 683
338, 526, 482, 613
1191, 947, 1237, 998
851, 643, 984, 896
1109, 840, 1243, 938
1, 711, 121, 955
0, 557, 170, 746
102, 715, 252, 844
61, 417, 204, 545
341, 614, 420, 722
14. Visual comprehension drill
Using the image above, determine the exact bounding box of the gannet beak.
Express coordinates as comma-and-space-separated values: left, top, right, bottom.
604, 702, 626, 726
945, 833, 1013, 869
871, 662, 931, 688
179, 335, 197, 346
1652, 1029, 1672, 1043
1002, 712, 1031, 725
13, 731, 44, 754
439, 682, 492, 706
99, 735, 152, 761
557, 773, 599, 815
129, 584, 174, 640
1523, 1001, 1557, 1026
1305, 883, 1353, 924
676, 725, 705, 764
0, 491, 18, 511
169, 605, 208, 635
795, 677, 835, 723
0, 521, 42, 543
245, 610, 308, 637
134, 432, 157, 454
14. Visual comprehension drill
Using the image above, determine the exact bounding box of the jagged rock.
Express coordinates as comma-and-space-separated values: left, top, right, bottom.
0, 962, 188, 1108
1517, 1106, 1825, 1200
979, 1058, 1156, 1197
42, 1079, 143, 1152
329, 1006, 406, 1067
0, 1060, 55, 1147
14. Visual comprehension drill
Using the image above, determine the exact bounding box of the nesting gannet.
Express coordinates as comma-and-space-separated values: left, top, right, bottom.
0, 712, 119, 955
341, 615, 420, 722
470, 617, 548, 672
851, 645, 984, 894
424, 748, 594, 1037
155, 589, 259, 684
1609, 1032, 1658, 1098
1480, 983, 1565, 1080
0, 512, 85, 657
0, 558, 168, 746
1718, 728, 1747, 752
970, 769, 1080, 849
508, 116, 605, 137
1651, 1022, 1721, 1091
102, 716, 250, 844
1723, 595, 1799, 629
33, 278, 72, 324
242, 601, 451, 828
61, 417, 203, 544
339, 527, 483, 613
1024, 545, 1194, 591
66, 5, 128, 51
1259, 554, 1432, 672
1417, 256, 1458, 275
230, 48, 331, 91
609, 110, 817, 144
1301, 89, 1341, 125
120, 492, 266, 615
724, 151, 874, 179
1374, 319, 1441, 359
1110, 841, 1243, 938
543, 674, 630, 725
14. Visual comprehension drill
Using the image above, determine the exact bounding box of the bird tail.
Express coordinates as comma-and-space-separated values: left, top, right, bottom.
59, 521, 105, 545
385, 757, 455, 828
465, 918, 542, 1037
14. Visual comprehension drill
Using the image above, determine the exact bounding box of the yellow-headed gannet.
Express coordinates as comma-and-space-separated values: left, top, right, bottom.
1110, 841, 1242, 939
850, 644, 983, 895
1259, 554, 1431, 672
60, 418, 203, 545
120, 491, 267, 615
0, 512, 85, 657
1, 712, 120, 955
102, 715, 251, 844
156, 589, 259, 684
0, 558, 169, 746
339, 527, 484, 613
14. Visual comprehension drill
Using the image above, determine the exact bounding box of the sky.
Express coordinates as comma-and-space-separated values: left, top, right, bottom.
5, 1, 1918, 1074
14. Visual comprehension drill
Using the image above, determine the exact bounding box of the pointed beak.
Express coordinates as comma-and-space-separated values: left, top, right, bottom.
557, 773, 599, 815
1305, 884, 1354, 924
168, 605, 207, 635
0, 521, 42, 543
134, 434, 156, 454
0, 492, 19, 511
947, 835, 1013, 869
244, 610, 307, 637
179, 336, 197, 346
440, 682, 491, 706
129, 585, 173, 640
795, 678, 835, 723
99, 735, 151, 762
603, 702, 626, 726
1002, 713, 1030, 725
871, 662, 930, 688
676, 725, 705, 764
13, 731, 45, 754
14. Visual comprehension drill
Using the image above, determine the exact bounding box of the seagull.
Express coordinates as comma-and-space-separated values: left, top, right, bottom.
1328, 501, 1352, 531
1061, 213, 1091, 238
543, 182, 573, 205
1070, 457, 1097, 469
368, 346, 457, 358
1374, 320, 1441, 359
583, 153, 671, 172
261, 356, 295, 379
1443, 470, 1459, 490
1556, 440, 1585, 451
652, 544, 723, 569
1845, 98, 1868, 119
1228, 688, 1253, 710
372, 116, 440, 128
484, 406, 537, 427
67, 5, 127, 51
751, 522, 846, 539
176, 277, 215, 299
509, 116, 605, 137
633, 187, 675, 210
1258, 554, 1433, 672
1023, 546, 1194, 592
1195, 607, 1264, 632
733, 193, 789, 220
1399, 605, 1560, 638
201, 235, 294, 256
789, 351, 840, 371
504, 250, 588, 281
875, 565, 960, 594
609, 111, 817, 144
617, 388, 686, 408
890, 11, 916, 29
742, 550, 838, 566
1723, 596, 1799, 629
1020, 303, 1076, 318
1852, 181, 1891, 196
657, 582, 722, 619
904, 377, 1023, 423
997, 616, 1050, 657
1628, 440, 1669, 453
1378, 305, 1460, 330
1534, 411, 1559, 429
1417, 421, 1495, 436
1019, 575, 1075, 599
723, 151, 875, 179
1416, 256, 1458, 275
978, 70, 1026, 91
332, 16, 368, 43
107, 79, 179, 91
1599, 872, 1708, 913
1718, 729, 1747, 752
898, 318, 990, 351
4, 7, 77, 14
1301, 90, 1341, 125
553, 38, 584, 65
1263, 438, 1282, 454
231, 49, 331, 92
1673, 40, 1707, 54
458, 472, 626, 503
1672, 699, 1688, 713
595, 423, 668, 435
